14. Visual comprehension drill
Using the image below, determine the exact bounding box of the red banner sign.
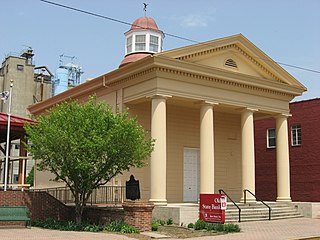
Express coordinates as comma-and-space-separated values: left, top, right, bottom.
199, 194, 227, 223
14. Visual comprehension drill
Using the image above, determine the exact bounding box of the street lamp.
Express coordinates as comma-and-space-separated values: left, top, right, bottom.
4, 80, 13, 191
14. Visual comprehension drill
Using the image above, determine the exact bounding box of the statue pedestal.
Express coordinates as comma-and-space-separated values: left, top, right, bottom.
122, 201, 154, 231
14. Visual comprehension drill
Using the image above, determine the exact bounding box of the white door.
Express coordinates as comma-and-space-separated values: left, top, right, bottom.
183, 148, 200, 202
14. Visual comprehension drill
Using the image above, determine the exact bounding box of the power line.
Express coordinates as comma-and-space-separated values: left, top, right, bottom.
40, 0, 320, 75
39, 0, 199, 44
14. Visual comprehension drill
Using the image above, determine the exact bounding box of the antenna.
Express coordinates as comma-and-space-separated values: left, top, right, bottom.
143, 3, 148, 17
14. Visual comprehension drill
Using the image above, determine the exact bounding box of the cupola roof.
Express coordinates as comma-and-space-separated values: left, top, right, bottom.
130, 17, 159, 31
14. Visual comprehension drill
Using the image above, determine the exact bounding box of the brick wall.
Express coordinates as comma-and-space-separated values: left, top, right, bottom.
0, 191, 153, 231
254, 98, 320, 202
0, 190, 70, 221
122, 201, 154, 231
254, 117, 277, 200
81, 206, 124, 224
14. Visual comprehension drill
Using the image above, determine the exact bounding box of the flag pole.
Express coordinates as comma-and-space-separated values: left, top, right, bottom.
4, 80, 13, 191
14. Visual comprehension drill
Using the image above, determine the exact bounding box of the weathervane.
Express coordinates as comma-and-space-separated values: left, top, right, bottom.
143, 3, 148, 17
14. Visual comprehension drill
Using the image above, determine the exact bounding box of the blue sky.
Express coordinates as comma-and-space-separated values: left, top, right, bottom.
1, 0, 319, 101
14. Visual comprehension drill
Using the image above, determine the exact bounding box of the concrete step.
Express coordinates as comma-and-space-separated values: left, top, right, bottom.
225, 202, 303, 222
153, 202, 304, 225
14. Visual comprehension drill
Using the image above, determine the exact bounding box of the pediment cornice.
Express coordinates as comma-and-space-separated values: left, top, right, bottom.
106, 57, 301, 99
176, 43, 284, 84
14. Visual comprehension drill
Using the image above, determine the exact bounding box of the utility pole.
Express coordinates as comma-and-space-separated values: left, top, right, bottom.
4, 80, 13, 191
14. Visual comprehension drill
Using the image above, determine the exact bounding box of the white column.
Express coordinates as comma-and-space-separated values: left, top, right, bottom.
149, 95, 168, 205
276, 114, 291, 202
200, 103, 215, 194
241, 108, 256, 202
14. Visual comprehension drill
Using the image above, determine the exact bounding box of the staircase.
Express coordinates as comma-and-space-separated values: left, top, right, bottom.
153, 201, 304, 226
225, 202, 303, 222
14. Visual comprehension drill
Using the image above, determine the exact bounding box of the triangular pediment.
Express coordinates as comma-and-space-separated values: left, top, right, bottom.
158, 34, 306, 89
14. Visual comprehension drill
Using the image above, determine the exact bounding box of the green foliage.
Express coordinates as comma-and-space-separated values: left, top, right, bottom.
194, 219, 207, 230
192, 219, 240, 233
104, 220, 139, 233
120, 225, 140, 234
187, 223, 194, 228
104, 220, 124, 232
26, 166, 34, 187
32, 218, 103, 232
159, 220, 165, 226
205, 222, 216, 231
166, 218, 173, 225
24, 96, 154, 223
151, 222, 159, 231
214, 223, 225, 232
224, 223, 240, 232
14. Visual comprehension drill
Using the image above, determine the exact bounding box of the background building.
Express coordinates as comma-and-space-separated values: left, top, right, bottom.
0, 48, 52, 186
255, 98, 320, 202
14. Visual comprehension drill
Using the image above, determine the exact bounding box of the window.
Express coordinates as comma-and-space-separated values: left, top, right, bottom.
267, 128, 276, 148
149, 35, 159, 52
17, 64, 24, 71
291, 124, 301, 146
135, 34, 146, 51
126, 36, 132, 54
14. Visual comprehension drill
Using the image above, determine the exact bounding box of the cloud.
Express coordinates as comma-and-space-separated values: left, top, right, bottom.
180, 14, 214, 28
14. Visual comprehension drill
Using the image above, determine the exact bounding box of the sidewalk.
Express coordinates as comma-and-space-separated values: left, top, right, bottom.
0, 218, 319, 240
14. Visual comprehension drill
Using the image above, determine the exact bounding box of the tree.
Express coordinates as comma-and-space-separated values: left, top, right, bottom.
26, 166, 34, 187
24, 96, 154, 223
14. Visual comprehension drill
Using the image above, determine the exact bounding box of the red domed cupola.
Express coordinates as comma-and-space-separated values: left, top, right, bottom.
119, 16, 164, 68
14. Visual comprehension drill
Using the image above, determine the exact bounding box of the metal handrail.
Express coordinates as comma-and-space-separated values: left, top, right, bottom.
34, 186, 126, 205
243, 189, 271, 220
219, 189, 241, 222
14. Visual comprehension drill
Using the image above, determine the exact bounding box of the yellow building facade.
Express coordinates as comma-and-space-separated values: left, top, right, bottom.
29, 31, 306, 205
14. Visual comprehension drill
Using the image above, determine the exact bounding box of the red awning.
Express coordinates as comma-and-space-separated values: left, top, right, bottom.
0, 112, 35, 143
0, 112, 34, 127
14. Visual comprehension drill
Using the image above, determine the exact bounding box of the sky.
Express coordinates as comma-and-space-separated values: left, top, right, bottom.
0, 0, 319, 101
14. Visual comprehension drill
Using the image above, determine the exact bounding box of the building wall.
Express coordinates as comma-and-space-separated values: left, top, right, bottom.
119, 102, 242, 202
289, 99, 320, 202
255, 98, 320, 202
1, 57, 35, 118
215, 111, 242, 200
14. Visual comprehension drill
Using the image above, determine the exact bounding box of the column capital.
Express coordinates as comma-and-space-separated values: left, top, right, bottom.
196, 100, 219, 106
146, 94, 172, 99
275, 113, 292, 119
241, 107, 258, 113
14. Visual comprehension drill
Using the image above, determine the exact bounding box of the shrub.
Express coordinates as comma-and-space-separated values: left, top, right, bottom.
213, 223, 225, 232
104, 220, 124, 232
152, 223, 159, 231
159, 220, 166, 226
104, 220, 139, 233
32, 218, 103, 232
205, 222, 215, 231
194, 219, 207, 230
166, 218, 173, 225
120, 225, 140, 233
224, 223, 240, 232
187, 223, 194, 229
191, 220, 241, 233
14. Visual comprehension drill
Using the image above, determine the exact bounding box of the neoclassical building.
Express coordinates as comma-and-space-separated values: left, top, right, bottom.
29, 16, 306, 205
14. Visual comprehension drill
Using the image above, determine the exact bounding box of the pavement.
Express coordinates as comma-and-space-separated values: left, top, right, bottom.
0, 218, 319, 240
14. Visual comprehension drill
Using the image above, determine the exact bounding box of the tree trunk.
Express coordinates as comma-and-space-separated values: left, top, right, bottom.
74, 194, 83, 224
75, 203, 83, 224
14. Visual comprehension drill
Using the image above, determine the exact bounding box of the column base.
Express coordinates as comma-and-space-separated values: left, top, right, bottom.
276, 197, 292, 202
149, 199, 167, 206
